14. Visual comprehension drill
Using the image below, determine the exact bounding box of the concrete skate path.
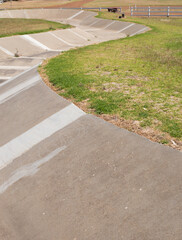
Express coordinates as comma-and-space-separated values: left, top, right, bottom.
0, 9, 181, 240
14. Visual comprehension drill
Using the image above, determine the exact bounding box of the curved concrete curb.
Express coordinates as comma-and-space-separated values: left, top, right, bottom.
0, 9, 181, 240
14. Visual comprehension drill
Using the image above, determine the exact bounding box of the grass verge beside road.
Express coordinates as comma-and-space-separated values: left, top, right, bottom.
0, 18, 71, 38
41, 14, 182, 150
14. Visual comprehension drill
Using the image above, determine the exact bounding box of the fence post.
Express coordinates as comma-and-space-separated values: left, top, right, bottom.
99, 7, 101, 11
167, 6, 170, 17
131, 6, 133, 16
120, 7, 122, 13
148, 6, 150, 17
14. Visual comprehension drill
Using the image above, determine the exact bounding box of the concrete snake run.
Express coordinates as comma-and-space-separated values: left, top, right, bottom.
0, 9, 181, 240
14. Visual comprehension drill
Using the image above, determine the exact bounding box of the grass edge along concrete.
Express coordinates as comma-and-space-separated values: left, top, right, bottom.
0, 18, 71, 38
40, 13, 182, 150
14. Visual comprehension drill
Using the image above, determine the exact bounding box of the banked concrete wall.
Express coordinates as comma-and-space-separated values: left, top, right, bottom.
0, 9, 181, 240
0, 9, 149, 62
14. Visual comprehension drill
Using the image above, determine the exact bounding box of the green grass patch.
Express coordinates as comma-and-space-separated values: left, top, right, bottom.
44, 15, 182, 140
0, 18, 71, 38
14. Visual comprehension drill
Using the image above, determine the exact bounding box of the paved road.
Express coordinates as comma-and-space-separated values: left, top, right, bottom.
0, 9, 181, 240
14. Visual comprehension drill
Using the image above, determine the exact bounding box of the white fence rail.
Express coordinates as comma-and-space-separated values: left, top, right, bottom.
131, 6, 182, 17
62, 7, 122, 12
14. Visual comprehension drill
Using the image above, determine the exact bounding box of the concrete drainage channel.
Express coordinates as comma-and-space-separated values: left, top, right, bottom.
0, 9, 181, 240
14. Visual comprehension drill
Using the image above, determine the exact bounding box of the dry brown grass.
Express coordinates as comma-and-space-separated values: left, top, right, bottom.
1, 0, 181, 9
0, 0, 77, 9
85, 0, 182, 7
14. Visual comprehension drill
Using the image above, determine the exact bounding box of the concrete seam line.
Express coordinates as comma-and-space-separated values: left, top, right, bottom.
24, 9, 29, 18
0, 66, 30, 70
118, 23, 135, 33
0, 63, 41, 88
79, 14, 95, 24
68, 29, 88, 41
0, 46, 14, 56
88, 19, 102, 27
0, 146, 66, 194
15, 56, 45, 60
0, 104, 85, 170
103, 21, 115, 30
0, 75, 40, 104
68, 10, 84, 20
130, 27, 149, 37
21, 35, 51, 51
86, 28, 101, 31
7, 10, 12, 18
49, 32, 80, 47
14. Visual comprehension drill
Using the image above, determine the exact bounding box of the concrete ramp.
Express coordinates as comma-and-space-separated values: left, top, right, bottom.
0, 9, 150, 37
0, 9, 181, 240
0, 36, 46, 56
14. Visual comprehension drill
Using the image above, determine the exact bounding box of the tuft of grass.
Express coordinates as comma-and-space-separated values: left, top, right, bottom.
43, 15, 182, 142
0, 18, 71, 38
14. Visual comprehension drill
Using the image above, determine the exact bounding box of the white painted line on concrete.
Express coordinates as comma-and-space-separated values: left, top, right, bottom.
117, 23, 135, 33
0, 146, 66, 194
130, 27, 148, 37
49, 32, 79, 47
103, 21, 115, 30
0, 76, 11, 80
0, 66, 30, 70
0, 75, 40, 104
86, 28, 101, 31
0, 63, 41, 88
68, 10, 84, 20
88, 19, 102, 27
68, 29, 88, 41
7, 10, 12, 18
0, 46, 14, 56
0, 104, 85, 170
21, 35, 51, 51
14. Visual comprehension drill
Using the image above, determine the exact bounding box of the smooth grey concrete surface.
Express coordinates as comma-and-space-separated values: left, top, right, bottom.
29, 50, 61, 59
0, 109, 181, 240
0, 69, 22, 78
0, 49, 10, 59
0, 8, 181, 240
